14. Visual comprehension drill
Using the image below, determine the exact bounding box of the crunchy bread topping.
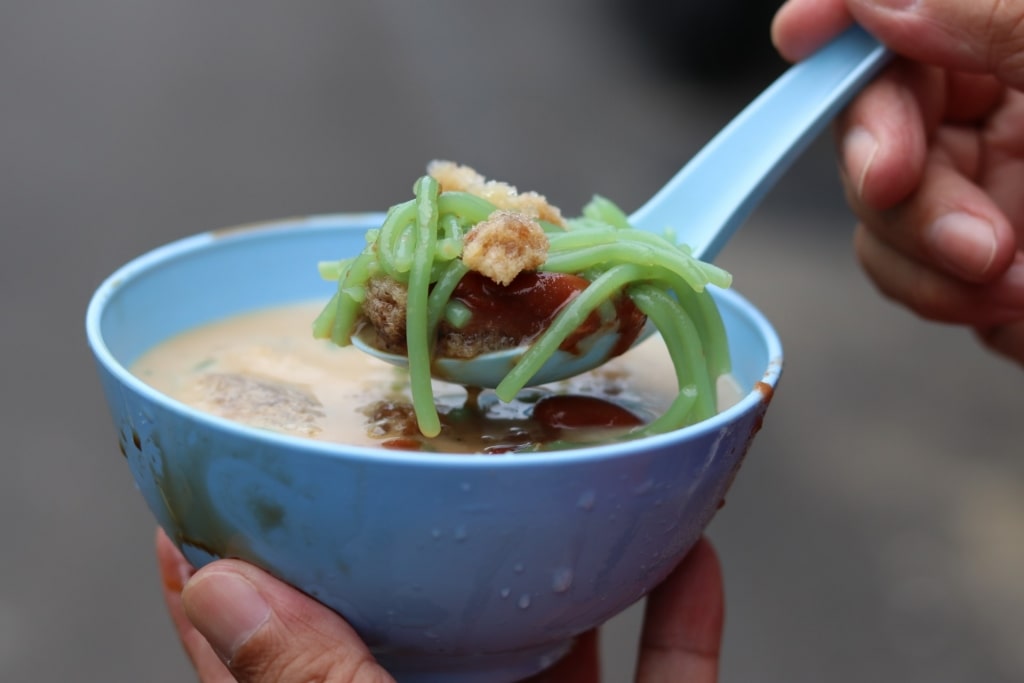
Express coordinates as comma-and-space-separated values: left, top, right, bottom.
427, 160, 566, 227
462, 210, 548, 286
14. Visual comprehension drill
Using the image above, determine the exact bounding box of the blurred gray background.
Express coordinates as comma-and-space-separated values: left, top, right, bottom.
3, 1, 1022, 681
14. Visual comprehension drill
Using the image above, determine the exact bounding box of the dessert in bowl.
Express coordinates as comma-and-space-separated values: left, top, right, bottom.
86, 208, 781, 682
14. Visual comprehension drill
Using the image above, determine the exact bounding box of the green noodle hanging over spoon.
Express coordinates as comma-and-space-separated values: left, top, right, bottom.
314, 161, 731, 439
313, 26, 890, 438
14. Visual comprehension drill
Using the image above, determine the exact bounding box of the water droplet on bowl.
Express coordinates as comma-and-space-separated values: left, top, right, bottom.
513, 562, 525, 574
518, 594, 532, 609
577, 490, 596, 511
552, 568, 573, 593
500, 587, 511, 599
454, 525, 468, 541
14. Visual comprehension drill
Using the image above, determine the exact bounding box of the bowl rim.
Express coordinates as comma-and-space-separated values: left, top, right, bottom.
85, 213, 783, 469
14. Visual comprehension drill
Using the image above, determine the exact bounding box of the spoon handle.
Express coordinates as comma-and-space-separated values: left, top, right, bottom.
629, 25, 892, 261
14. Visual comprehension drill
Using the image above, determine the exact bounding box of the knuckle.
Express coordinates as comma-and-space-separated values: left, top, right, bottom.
330, 657, 394, 683
854, 225, 965, 323
227, 630, 389, 683
987, 2, 1024, 77
222, 629, 286, 680
976, 320, 1024, 363
903, 266, 956, 321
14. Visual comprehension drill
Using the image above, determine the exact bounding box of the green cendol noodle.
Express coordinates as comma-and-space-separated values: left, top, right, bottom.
313, 171, 733, 441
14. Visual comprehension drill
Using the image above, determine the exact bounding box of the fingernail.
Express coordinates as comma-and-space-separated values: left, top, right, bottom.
163, 556, 194, 594
925, 212, 998, 279
843, 126, 879, 199
183, 570, 271, 663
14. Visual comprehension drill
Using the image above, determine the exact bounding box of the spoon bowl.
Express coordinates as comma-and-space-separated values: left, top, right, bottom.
360, 26, 890, 388
353, 322, 650, 389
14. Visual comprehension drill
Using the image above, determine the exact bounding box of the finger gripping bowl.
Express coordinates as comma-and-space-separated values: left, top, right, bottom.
86, 214, 782, 683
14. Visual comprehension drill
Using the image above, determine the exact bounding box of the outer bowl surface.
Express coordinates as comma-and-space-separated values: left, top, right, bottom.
86, 214, 782, 683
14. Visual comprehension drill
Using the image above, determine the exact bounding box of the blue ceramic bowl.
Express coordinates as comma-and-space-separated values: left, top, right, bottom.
86, 214, 782, 683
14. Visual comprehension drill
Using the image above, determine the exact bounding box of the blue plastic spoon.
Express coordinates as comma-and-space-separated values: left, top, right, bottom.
355, 26, 892, 388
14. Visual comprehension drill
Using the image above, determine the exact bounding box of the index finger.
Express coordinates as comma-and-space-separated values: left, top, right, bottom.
635, 537, 724, 683
772, 0, 854, 62
155, 528, 236, 683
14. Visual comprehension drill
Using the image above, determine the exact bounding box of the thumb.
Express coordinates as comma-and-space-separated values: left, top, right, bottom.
848, 0, 1024, 87
181, 560, 394, 683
